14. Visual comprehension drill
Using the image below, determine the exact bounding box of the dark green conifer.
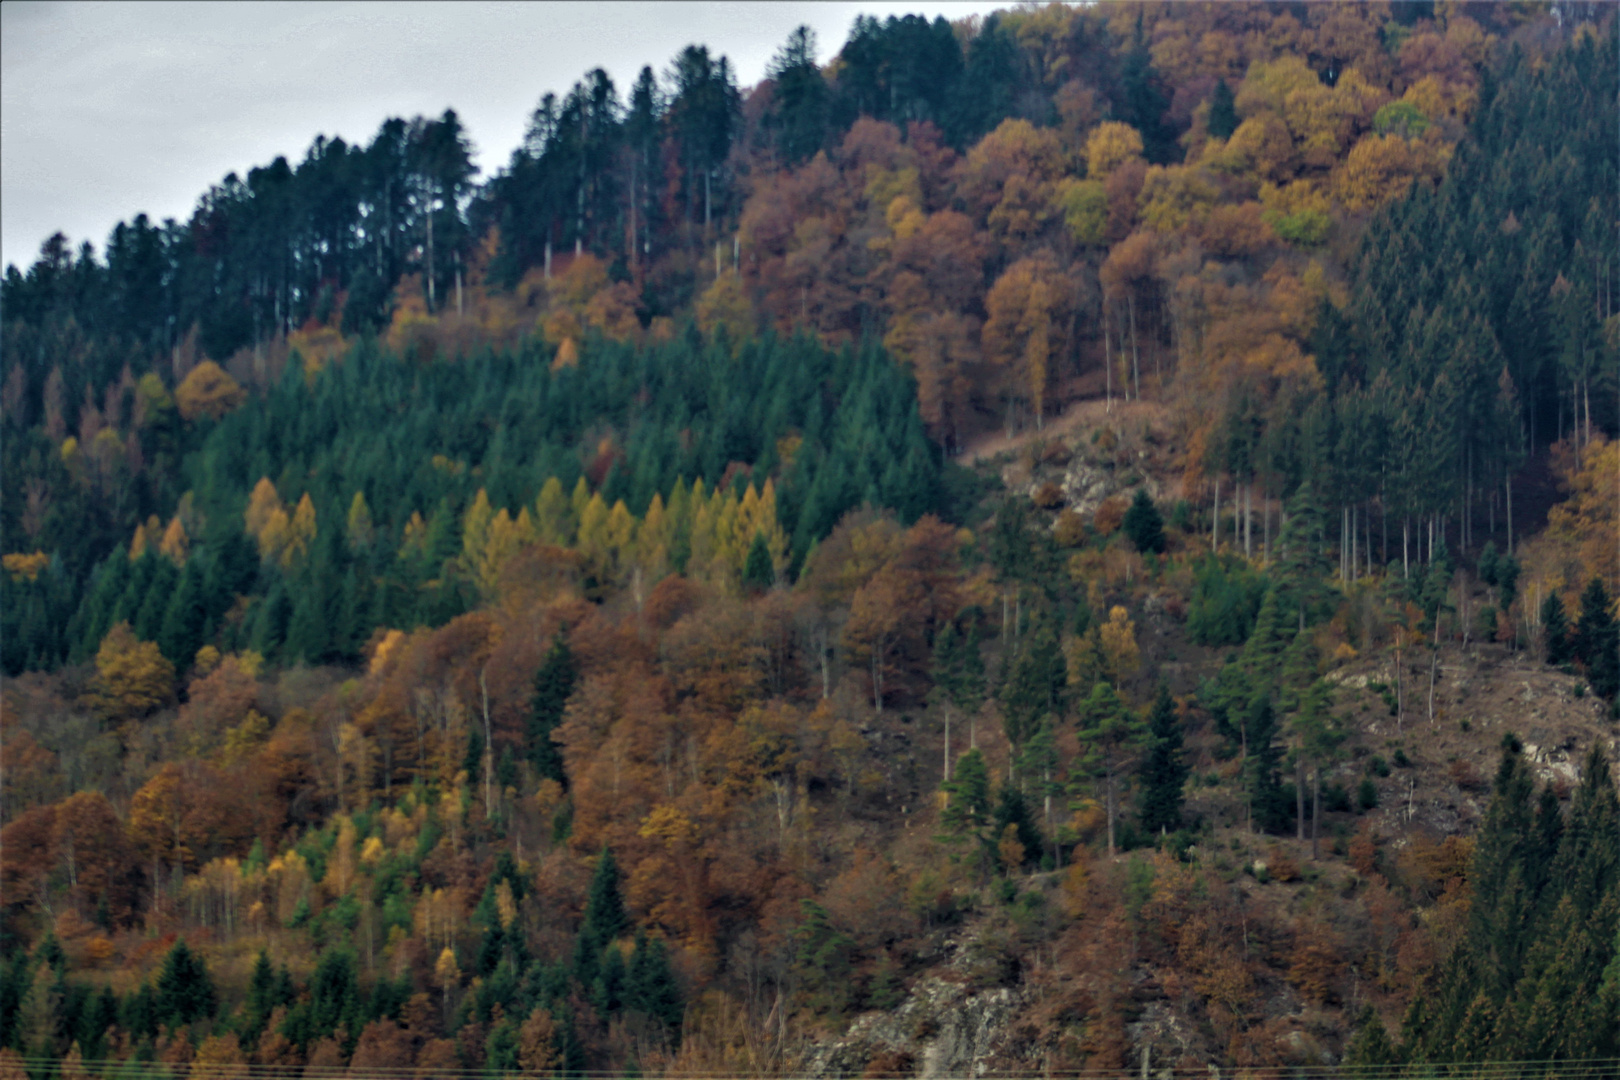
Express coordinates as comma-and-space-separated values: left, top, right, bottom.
155, 939, 215, 1028
1207, 78, 1238, 140
1122, 488, 1165, 554
743, 530, 774, 592
1574, 577, 1618, 699
1137, 686, 1187, 835
528, 633, 578, 784
1542, 590, 1571, 665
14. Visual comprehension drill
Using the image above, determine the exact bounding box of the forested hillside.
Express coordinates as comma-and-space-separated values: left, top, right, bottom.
1, 3, 1618, 1076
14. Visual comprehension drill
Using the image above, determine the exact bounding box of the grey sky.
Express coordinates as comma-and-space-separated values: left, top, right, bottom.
1, 0, 1010, 273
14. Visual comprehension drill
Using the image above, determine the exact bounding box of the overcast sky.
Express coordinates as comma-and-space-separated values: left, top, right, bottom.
0, 0, 1013, 273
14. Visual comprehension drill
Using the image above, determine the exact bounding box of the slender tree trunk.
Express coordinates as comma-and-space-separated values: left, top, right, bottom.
1311, 765, 1322, 861
1243, 482, 1252, 559
1106, 768, 1117, 858
1342, 506, 1349, 582
1395, 630, 1403, 730
1104, 302, 1112, 413
943, 709, 951, 782
1381, 490, 1388, 565
1427, 607, 1441, 724
426, 204, 436, 311
1263, 487, 1271, 562
1295, 755, 1306, 842
1213, 477, 1220, 549
1350, 504, 1358, 583
1128, 295, 1141, 401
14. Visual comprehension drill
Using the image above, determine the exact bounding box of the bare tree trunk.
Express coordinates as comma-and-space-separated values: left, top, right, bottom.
1106, 768, 1117, 857
1295, 755, 1306, 842
1427, 606, 1441, 724
1350, 503, 1358, 583
1104, 302, 1112, 413
1128, 295, 1141, 401
426, 203, 436, 311
1247, 482, 1255, 559
1263, 487, 1271, 563
1395, 631, 1404, 731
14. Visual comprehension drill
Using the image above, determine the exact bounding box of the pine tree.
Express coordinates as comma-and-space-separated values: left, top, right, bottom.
157, 558, 209, 668
528, 633, 578, 784
1273, 481, 1333, 629
155, 940, 215, 1028
583, 848, 627, 948
1137, 686, 1187, 836
1542, 591, 1572, 665
1000, 612, 1064, 753
1478, 540, 1500, 586
743, 530, 774, 592
626, 929, 683, 1036
243, 950, 276, 1044
1573, 577, 1618, 700
991, 783, 1042, 872
1072, 682, 1150, 856
1207, 78, 1238, 140
940, 747, 993, 858
1244, 696, 1290, 835
1122, 488, 1165, 554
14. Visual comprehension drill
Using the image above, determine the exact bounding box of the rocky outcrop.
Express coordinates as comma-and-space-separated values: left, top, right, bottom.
802, 974, 1023, 1079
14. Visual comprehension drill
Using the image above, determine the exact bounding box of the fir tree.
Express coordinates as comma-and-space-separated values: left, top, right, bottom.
1137, 686, 1187, 836
583, 848, 628, 949
1477, 540, 1500, 586
528, 632, 578, 784
940, 747, 993, 862
1542, 591, 1572, 666
1244, 696, 1290, 835
1573, 577, 1618, 700
1207, 78, 1238, 140
743, 529, 774, 592
1072, 682, 1150, 856
999, 612, 1065, 753
1122, 488, 1165, 554
990, 783, 1042, 871
626, 929, 683, 1037
155, 939, 215, 1028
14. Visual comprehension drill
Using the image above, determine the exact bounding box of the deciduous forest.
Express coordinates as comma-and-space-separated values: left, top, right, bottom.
1, 2, 1617, 1076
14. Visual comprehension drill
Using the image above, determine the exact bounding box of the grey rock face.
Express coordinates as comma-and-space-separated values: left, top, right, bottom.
801, 975, 1023, 1079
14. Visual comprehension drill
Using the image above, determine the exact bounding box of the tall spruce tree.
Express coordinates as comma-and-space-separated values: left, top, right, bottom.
1573, 577, 1618, 700
528, 632, 578, 784
1542, 591, 1572, 666
1137, 686, 1187, 835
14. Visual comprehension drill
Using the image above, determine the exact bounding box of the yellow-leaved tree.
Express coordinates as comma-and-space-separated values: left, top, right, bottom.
85, 622, 174, 721
175, 360, 246, 422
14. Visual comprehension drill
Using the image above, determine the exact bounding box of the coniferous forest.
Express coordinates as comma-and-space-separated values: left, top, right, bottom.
2, 4, 1618, 1076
